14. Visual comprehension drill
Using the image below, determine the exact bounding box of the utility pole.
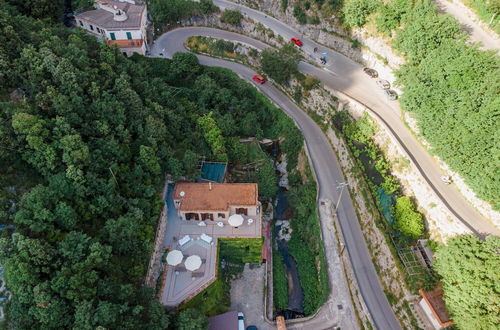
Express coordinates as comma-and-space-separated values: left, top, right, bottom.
335, 181, 348, 212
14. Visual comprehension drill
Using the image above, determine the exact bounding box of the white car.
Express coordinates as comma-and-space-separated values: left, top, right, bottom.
441, 176, 452, 184
238, 312, 245, 330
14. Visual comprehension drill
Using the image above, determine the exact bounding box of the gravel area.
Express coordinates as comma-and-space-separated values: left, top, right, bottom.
230, 263, 273, 330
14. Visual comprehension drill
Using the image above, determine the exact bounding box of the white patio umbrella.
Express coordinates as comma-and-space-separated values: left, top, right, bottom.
185, 255, 202, 271
228, 214, 244, 227
166, 250, 183, 266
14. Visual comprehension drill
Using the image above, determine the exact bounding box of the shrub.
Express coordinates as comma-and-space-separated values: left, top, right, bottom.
221, 9, 244, 26
342, 0, 378, 27
302, 76, 320, 90
213, 39, 235, 54
375, 0, 411, 35
150, 0, 218, 30
287, 183, 329, 315
261, 44, 300, 85
394, 196, 424, 239
256, 156, 278, 200
308, 15, 321, 24
293, 4, 308, 24
281, 0, 288, 12
273, 248, 289, 310
293, 85, 302, 103
176, 309, 209, 330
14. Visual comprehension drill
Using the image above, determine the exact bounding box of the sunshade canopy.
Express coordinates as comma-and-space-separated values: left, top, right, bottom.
185, 255, 202, 271
166, 250, 183, 266
228, 214, 244, 227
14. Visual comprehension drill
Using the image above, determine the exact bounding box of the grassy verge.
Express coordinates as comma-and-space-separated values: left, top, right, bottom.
284, 152, 329, 315
186, 35, 258, 66
272, 244, 289, 310
333, 111, 437, 293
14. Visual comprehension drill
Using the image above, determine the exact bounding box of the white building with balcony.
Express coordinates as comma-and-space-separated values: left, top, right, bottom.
75, 0, 148, 56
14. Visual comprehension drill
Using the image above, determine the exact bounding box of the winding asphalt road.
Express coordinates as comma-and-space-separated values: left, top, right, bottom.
152, 28, 401, 330
211, 0, 499, 237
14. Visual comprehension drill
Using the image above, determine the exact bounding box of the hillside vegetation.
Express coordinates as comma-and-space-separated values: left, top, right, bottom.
434, 235, 500, 329
0, 1, 303, 328
316, 0, 500, 210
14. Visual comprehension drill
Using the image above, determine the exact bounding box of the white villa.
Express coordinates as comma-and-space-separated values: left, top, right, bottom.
75, 0, 148, 56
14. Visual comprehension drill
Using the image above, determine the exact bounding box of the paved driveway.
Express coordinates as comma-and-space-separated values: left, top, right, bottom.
230, 264, 272, 330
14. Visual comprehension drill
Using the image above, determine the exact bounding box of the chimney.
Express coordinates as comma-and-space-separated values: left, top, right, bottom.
209, 182, 212, 191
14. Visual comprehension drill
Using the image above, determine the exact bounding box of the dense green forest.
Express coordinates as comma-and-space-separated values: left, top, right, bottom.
434, 235, 500, 329
0, 1, 302, 328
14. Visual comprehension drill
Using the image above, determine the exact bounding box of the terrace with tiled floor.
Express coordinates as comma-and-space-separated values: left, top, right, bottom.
161, 187, 262, 307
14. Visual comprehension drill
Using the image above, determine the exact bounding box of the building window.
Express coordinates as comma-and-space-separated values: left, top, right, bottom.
201, 213, 214, 221
110, 32, 116, 40
79, 20, 83, 26
126, 32, 132, 40
236, 208, 248, 215
185, 213, 199, 221
217, 213, 225, 219
89, 24, 94, 31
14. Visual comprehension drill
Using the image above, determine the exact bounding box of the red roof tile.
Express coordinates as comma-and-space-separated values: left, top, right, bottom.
173, 182, 258, 212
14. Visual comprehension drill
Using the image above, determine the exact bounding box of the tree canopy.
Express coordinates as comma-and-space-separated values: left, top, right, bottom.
175, 308, 210, 330
394, 196, 424, 239
261, 44, 300, 85
0, 1, 302, 327
434, 235, 500, 329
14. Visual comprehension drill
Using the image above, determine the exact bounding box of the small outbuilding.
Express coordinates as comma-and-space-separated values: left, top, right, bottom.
419, 286, 453, 329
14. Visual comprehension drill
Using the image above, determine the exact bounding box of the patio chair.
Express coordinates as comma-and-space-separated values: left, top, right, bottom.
192, 271, 205, 278
178, 235, 191, 247
174, 264, 186, 272
201, 258, 206, 264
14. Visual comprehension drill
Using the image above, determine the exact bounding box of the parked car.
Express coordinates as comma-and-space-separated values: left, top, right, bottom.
441, 176, 452, 184
384, 89, 398, 101
363, 67, 378, 78
252, 75, 266, 84
246, 326, 258, 330
376, 79, 390, 89
291, 37, 303, 47
238, 312, 245, 330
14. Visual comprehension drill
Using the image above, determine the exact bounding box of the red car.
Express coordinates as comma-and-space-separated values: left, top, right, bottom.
252, 75, 266, 84
291, 37, 303, 47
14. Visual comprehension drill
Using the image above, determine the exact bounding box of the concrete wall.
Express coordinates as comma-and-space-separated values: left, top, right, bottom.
419, 299, 442, 329
177, 205, 259, 221
105, 28, 143, 40
179, 210, 229, 221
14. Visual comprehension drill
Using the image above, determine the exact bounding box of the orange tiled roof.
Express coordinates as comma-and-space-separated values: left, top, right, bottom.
107, 39, 143, 48
173, 182, 258, 212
